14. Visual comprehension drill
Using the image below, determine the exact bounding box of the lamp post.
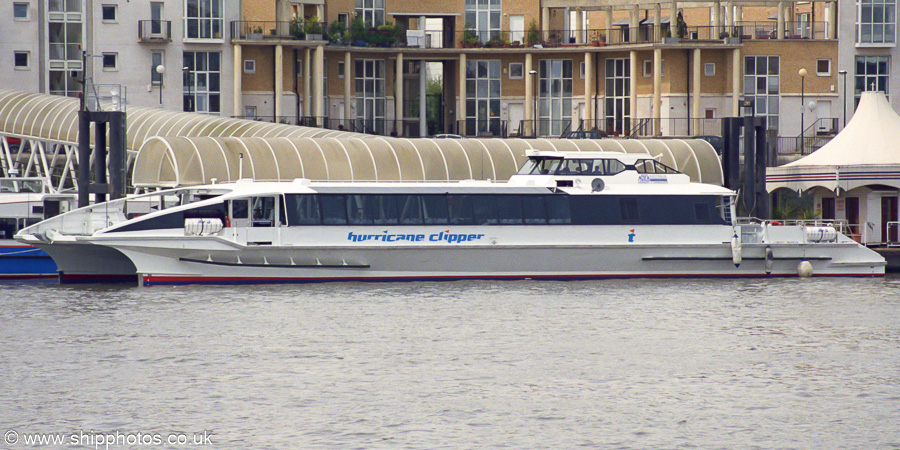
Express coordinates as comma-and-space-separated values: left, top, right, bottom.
155, 64, 165, 106
529, 69, 538, 136
838, 69, 848, 130
799, 68, 807, 150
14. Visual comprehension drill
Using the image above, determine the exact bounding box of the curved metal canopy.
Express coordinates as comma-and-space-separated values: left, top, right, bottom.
0, 89, 365, 151
133, 136, 723, 187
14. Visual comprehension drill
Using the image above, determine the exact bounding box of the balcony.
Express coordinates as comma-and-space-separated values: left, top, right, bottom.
138, 20, 172, 42
231, 20, 327, 41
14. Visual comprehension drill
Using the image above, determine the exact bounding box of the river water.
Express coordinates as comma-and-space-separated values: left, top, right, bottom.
1, 276, 898, 448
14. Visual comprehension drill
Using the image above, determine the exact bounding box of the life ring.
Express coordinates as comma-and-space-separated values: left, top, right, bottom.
770, 220, 781, 226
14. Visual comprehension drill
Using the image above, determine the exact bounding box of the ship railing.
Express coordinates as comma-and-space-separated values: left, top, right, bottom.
886, 221, 900, 247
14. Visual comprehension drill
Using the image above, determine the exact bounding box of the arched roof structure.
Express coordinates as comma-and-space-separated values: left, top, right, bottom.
0, 89, 365, 151
133, 136, 723, 187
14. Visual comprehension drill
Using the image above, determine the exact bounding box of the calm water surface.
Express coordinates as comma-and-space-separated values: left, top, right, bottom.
1, 277, 899, 448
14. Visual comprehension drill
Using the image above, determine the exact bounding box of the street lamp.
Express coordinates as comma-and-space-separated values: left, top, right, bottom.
155, 64, 165, 106
838, 69, 848, 130
529, 69, 538, 135
799, 68, 807, 149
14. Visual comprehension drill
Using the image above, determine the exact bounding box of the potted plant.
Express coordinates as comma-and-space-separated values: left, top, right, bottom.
249, 25, 263, 40
350, 16, 367, 46
461, 23, 479, 48
675, 11, 688, 39
525, 20, 540, 47
305, 16, 323, 40
662, 28, 678, 44
377, 22, 400, 46
289, 19, 304, 40
328, 20, 347, 44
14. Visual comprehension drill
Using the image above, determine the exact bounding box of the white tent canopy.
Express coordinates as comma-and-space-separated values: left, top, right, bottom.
133, 136, 723, 187
767, 91, 900, 193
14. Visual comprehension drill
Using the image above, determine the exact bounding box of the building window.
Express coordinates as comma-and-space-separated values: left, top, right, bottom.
13, 3, 28, 20
642, 60, 665, 77
244, 106, 257, 119
743, 55, 779, 130
465, 0, 501, 43
605, 58, 631, 135
355, 0, 385, 27
466, 60, 502, 136
539, 59, 573, 137
338, 61, 345, 78
508, 63, 523, 79
857, 0, 896, 44
243, 60, 256, 74
817, 59, 831, 76
14, 52, 29, 69
705, 63, 716, 76
101, 5, 117, 22
183, 51, 222, 114
102, 53, 118, 70
355, 59, 386, 134
855, 55, 889, 104
580, 61, 585, 79
185, 0, 223, 39
151, 50, 164, 85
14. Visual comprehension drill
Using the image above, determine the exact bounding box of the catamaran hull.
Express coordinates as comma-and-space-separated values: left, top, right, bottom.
0, 240, 57, 279
105, 241, 884, 286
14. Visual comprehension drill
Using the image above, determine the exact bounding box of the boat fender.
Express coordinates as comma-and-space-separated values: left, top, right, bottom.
591, 178, 605, 192
731, 233, 742, 267
764, 245, 774, 274
797, 260, 813, 277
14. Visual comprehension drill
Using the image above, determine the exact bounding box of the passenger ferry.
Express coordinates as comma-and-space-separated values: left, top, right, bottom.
0, 176, 76, 279
16, 151, 885, 286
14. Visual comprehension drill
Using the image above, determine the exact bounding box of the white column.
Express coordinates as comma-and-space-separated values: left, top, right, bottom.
653, 3, 661, 41
419, 61, 427, 137
825, 2, 835, 39
711, 2, 720, 38
670, 1, 678, 33
692, 48, 701, 134
777, 1, 785, 39
732, 48, 740, 116
606, 6, 613, 31
459, 53, 466, 136
629, 50, 638, 131
630, 4, 639, 42
275, 44, 283, 120
584, 52, 593, 125
303, 48, 311, 117
542, 7, 550, 41
525, 53, 534, 135
396, 53, 404, 136
343, 51, 352, 122
313, 45, 324, 120
233, 44, 242, 117
316, 4, 324, 21
653, 48, 661, 136
574, 9, 583, 44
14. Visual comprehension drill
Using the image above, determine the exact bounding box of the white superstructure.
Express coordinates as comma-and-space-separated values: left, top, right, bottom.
17, 151, 886, 286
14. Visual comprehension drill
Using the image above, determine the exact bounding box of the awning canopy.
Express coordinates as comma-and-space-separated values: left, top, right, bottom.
133, 136, 723, 187
767, 91, 900, 193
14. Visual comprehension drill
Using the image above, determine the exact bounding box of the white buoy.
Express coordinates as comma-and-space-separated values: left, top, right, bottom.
797, 260, 813, 277
764, 245, 774, 274
731, 233, 742, 267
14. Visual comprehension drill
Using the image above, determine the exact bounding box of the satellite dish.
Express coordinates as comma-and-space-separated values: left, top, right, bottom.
591, 178, 605, 192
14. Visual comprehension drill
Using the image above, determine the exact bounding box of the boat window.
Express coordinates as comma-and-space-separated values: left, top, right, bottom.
634, 159, 679, 174
517, 158, 562, 175
232, 199, 249, 219
0, 179, 44, 193
398, 195, 423, 225
285, 194, 321, 225
422, 195, 449, 224
251, 197, 275, 227
448, 195, 474, 225
320, 195, 347, 225
279, 193, 725, 227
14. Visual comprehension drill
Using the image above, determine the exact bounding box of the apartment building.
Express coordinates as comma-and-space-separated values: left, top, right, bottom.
0, 0, 239, 113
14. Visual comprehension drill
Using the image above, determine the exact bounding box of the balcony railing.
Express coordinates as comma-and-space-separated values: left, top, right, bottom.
138, 20, 172, 42
231, 20, 328, 41
737, 21, 829, 40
